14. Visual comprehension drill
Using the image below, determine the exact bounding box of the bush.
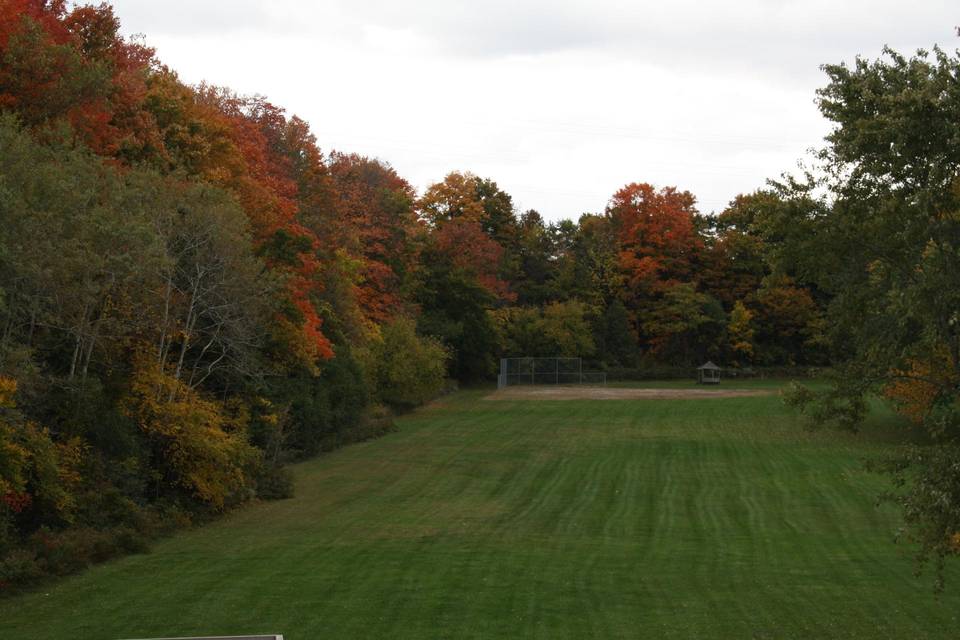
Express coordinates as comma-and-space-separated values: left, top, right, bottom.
367, 317, 449, 410
343, 404, 398, 445
256, 465, 294, 501
0, 548, 44, 589
269, 345, 371, 457
0, 522, 158, 594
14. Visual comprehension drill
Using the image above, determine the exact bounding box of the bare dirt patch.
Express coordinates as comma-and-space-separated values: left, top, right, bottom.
487, 385, 775, 401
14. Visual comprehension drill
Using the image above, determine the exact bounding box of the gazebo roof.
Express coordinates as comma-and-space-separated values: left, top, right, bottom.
697, 361, 721, 370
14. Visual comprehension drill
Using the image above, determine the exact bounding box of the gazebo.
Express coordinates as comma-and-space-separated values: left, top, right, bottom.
697, 361, 721, 385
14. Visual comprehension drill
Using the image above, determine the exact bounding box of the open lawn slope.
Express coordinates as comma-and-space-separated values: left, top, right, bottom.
2, 382, 958, 639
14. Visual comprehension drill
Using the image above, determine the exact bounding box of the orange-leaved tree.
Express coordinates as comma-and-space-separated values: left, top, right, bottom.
884, 347, 960, 431
607, 182, 702, 298
328, 153, 421, 324
0, 0, 159, 158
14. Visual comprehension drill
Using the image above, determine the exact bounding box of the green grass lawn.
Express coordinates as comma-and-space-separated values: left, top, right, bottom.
2, 384, 958, 639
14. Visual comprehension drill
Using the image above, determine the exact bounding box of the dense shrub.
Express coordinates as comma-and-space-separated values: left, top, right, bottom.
365, 317, 449, 410
0, 524, 152, 592
269, 346, 371, 457
255, 465, 295, 501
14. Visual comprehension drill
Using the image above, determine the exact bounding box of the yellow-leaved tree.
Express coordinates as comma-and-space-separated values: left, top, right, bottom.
727, 301, 755, 366
124, 358, 260, 509
0, 377, 82, 523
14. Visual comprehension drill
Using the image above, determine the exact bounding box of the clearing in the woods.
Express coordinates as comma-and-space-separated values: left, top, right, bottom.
1, 380, 958, 639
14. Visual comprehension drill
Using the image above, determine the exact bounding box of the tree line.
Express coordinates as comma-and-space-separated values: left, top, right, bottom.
0, 1, 957, 590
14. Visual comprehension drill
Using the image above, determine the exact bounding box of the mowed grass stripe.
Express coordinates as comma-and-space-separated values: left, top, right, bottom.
1, 385, 959, 639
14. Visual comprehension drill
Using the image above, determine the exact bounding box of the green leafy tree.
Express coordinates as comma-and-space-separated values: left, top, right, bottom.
777, 45, 960, 587
0, 114, 162, 385
639, 284, 725, 365
553, 214, 622, 307
491, 301, 596, 358
512, 210, 560, 305
594, 300, 638, 366
416, 258, 499, 382
490, 306, 544, 356
540, 301, 596, 358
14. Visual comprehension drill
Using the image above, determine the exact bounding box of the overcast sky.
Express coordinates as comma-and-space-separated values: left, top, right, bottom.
109, 1, 958, 221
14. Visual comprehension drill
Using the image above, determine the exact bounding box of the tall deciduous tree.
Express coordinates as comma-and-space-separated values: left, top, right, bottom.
328, 153, 420, 324
607, 182, 702, 298
0, 114, 162, 384
779, 45, 960, 587
419, 171, 518, 299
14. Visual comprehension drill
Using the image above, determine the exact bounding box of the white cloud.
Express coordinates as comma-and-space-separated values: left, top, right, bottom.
108, 0, 959, 220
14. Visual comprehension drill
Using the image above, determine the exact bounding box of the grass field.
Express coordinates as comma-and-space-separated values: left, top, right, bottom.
2, 381, 959, 639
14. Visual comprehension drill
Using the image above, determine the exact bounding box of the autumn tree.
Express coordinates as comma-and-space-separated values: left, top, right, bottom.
124, 357, 259, 509
727, 301, 755, 366
607, 183, 702, 298
604, 182, 720, 360
752, 275, 825, 366
0, 1, 160, 159
697, 190, 828, 366
328, 153, 420, 324
415, 173, 520, 381
190, 89, 334, 370
419, 171, 518, 298
7, 395, 84, 542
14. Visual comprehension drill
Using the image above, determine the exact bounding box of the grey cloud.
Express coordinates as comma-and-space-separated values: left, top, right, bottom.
102, 0, 960, 221
348, 0, 957, 81
111, 0, 958, 72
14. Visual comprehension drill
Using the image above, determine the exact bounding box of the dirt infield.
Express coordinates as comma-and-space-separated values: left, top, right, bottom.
487, 385, 776, 401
